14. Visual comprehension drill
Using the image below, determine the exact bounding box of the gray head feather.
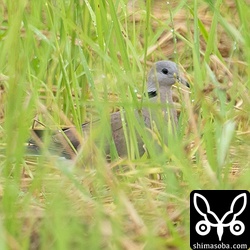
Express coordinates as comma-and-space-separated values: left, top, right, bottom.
147, 60, 180, 92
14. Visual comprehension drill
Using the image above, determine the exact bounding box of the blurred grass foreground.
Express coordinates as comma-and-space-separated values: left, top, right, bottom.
0, 0, 250, 249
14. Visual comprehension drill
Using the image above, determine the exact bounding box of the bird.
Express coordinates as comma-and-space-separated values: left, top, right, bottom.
27, 60, 189, 160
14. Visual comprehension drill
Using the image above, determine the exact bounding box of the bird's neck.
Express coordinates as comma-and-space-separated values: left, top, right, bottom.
148, 86, 177, 127
160, 86, 177, 126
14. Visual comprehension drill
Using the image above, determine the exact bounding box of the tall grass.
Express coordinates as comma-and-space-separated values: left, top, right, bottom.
0, 0, 249, 249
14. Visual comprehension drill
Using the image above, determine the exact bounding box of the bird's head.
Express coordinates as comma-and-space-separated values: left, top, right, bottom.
147, 60, 189, 94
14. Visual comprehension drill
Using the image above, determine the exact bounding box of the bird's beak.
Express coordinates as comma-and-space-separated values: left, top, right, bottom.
174, 73, 190, 88
178, 76, 190, 88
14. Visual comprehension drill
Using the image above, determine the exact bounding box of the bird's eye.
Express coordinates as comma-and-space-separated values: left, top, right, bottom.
161, 68, 169, 75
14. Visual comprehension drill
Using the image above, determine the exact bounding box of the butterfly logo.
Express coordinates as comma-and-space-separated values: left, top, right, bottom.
193, 193, 247, 241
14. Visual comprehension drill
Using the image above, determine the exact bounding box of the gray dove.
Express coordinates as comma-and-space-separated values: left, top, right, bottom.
28, 61, 189, 159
